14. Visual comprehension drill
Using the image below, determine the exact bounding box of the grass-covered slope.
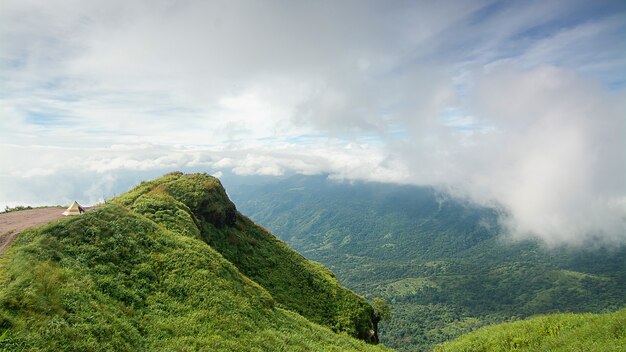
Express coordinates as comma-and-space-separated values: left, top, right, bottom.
0, 173, 387, 351
112, 172, 378, 341
435, 309, 626, 352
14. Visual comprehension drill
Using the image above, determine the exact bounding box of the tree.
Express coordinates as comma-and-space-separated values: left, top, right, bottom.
371, 297, 392, 343
372, 297, 391, 322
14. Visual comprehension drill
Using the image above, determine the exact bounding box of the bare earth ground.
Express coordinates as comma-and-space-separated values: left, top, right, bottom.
0, 207, 97, 255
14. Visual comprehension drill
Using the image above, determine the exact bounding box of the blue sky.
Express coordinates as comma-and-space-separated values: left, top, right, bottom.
1, 0, 625, 245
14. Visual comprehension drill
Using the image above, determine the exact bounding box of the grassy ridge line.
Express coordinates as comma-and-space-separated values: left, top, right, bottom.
434, 309, 626, 352
113, 172, 378, 341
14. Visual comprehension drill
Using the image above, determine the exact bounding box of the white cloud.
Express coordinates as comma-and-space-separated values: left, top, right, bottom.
1, 0, 625, 246
0, 139, 408, 207
423, 65, 626, 246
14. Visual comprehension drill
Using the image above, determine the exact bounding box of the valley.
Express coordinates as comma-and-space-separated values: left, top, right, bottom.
227, 174, 626, 351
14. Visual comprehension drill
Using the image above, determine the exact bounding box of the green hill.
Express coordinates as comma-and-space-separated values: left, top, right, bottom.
435, 309, 626, 352
0, 172, 388, 351
226, 174, 626, 351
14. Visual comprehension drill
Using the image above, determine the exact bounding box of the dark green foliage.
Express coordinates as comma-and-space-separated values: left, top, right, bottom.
227, 174, 626, 351
435, 309, 626, 351
372, 298, 391, 323
0, 173, 389, 351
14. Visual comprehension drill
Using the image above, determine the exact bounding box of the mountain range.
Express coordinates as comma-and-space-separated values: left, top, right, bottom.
226, 174, 626, 351
1, 172, 623, 351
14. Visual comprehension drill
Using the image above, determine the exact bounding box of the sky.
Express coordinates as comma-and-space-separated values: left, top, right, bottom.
1, 0, 625, 246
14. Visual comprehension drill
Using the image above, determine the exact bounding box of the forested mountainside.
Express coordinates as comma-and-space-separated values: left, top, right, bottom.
227, 174, 626, 351
0, 173, 388, 351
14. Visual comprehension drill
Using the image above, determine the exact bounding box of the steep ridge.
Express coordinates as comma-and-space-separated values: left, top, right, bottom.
113, 172, 378, 341
0, 172, 386, 351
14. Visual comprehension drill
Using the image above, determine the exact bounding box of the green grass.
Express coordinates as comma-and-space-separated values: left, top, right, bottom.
113, 172, 378, 342
435, 309, 626, 352
0, 173, 389, 351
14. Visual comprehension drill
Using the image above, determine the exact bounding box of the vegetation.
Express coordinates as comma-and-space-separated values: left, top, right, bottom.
435, 309, 626, 351
2, 205, 33, 213
2, 205, 64, 213
227, 174, 626, 351
113, 172, 378, 341
372, 298, 391, 323
0, 172, 388, 351
2, 172, 622, 351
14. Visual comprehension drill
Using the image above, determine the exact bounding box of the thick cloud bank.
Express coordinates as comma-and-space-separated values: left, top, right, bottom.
1, 0, 625, 246
416, 66, 626, 246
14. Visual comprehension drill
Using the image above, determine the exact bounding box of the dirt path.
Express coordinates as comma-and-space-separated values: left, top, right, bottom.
0, 207, 97, 255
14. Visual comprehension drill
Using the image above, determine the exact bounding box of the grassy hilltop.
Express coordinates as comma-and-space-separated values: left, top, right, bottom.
0, 172, 387, 351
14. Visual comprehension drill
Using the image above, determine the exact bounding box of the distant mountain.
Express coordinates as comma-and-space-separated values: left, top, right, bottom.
226, 174, 626, 351
0, 173, 388, 351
